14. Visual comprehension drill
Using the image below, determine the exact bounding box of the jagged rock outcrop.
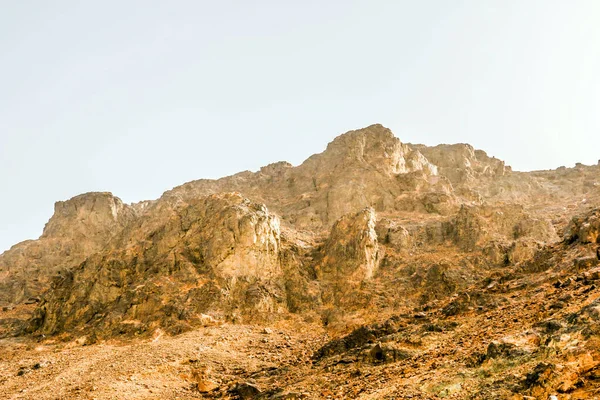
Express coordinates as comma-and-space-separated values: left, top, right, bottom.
160, 124, 444, 230
42, 192, 132, 239
446, 204, 558, 252
564, 208, 600, 244
376, 203, 558, 257
409, 143, 509, 185
0, 122, 596, 344
0, 192, 135, 304
318, 208, 380, 283
313, 125, 437, 177
29, 193, 289, 336
314, 208, 381, 308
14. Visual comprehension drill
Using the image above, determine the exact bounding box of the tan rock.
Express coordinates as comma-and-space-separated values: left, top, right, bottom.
0, 192, 136, 304
565, 208, 600, 244
319, 208, 380, 283
375, 219, 412, 249
29, 193, 288, 336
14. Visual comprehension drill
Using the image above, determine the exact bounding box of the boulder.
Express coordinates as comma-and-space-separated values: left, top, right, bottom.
564, 209, 600, 244
375, 219, 412, 249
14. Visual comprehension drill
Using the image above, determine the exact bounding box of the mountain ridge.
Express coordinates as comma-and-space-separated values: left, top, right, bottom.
1, 124, 600, 398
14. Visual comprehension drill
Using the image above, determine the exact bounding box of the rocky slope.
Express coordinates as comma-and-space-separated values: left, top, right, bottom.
161, 124, 447, 229
1, 123, 600, 399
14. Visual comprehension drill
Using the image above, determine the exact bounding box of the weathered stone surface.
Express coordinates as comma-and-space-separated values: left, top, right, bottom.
161, 124, 442, 230
574, 256, 599, 271
375, 219, 412, 249
565, 208, 600, 244
508, 240, 542, 265
445, 205, 558, 252
29, 193, 288, 336
0, 192, 136, 304
318, 208, 380, 283
408, 143, 509, 185
364, 342, 412, 364
0, 123, 594, 350
230, 382, 262, 399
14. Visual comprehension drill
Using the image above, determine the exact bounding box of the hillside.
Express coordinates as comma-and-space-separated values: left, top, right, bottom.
1, 124, 600, 399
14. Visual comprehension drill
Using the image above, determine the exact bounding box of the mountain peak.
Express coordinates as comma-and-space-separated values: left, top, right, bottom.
314, 124, 436, 177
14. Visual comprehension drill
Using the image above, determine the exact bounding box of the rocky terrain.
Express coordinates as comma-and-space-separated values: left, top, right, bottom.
1, 124, 600, 399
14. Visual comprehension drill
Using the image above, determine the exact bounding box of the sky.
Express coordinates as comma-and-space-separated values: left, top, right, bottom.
1, 0, 600, 253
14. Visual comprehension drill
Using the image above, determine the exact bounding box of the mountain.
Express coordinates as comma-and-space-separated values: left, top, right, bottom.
1, 124, 600, 399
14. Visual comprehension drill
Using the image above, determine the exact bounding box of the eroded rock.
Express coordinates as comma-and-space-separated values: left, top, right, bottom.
0, 192, 136, 305
29, 193, 288, 336
318, 208, 380, 283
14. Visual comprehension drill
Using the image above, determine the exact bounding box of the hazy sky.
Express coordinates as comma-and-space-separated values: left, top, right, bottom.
1, 1, 600, 253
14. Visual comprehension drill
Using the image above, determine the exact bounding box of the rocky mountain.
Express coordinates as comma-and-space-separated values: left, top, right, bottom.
1, 124, 600, 399
0, 192, 137, 305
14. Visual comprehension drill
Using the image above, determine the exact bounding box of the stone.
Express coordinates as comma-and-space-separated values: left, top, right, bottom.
365, 342, 412, 364
230, 382, 262, 399
564, 209, 600, 244
375, 219, 412, 249
0, 192, 137, 304
270, 392, 308, 399
190, 365, 218, 393
408, 143, 508, 185
574, 256, 599, 271
319, 208, 380, 283
583, 267, 600, 281
486, 341, 525, 360
508, 240, 542, 265
28, 193, 288, 336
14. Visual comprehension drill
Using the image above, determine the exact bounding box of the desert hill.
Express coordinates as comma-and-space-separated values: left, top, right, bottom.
1, 124, 600, 399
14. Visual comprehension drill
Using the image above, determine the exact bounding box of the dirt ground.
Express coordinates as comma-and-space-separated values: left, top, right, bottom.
3, 269, 600, 400
0, 322, 325, 400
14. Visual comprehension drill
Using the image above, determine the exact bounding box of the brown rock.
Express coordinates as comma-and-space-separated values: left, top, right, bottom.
575, 256, 599, 271
0, 192, 136, 304
565, 209, 600, 244
319, 208, 380, 283
230, 382, 262, 399
29, 193, 288, 336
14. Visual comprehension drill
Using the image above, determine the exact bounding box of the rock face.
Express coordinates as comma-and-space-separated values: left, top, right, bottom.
0, 192, 135, 304
176, 193, 281, 279
564, 208, 600, 244
375, 219, 412, 249
409, 143, 509, 185
319, 208, 380, 283
319, 125, 437, 177
161, 124, 443, 230
29, 193, 288, 336
41, 192, 132, 240
446, 204, 559, 252
3, 123, 600, 399
0, 123, 598, 345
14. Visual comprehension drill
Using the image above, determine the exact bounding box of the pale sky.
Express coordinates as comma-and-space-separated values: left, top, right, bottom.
1, 0, 600, 253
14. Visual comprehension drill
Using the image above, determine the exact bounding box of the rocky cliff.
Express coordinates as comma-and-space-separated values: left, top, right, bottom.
160, 124, 446, 229
2, 124, 600, 398
0, 192, 136, 304
29, 193, 290, 336
1, 124, 597, 324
